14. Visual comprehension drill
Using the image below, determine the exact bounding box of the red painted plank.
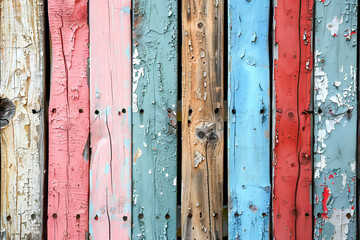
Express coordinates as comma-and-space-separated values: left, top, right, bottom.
273, 0, 313, 239
47, 1, 89, 239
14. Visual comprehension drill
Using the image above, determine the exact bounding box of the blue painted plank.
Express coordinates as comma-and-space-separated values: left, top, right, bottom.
228, 0, 271, 239
132, 1, 178, 239
313, 0, 357, 239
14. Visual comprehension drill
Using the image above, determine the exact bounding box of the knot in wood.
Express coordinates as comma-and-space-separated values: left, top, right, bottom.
0, 98, 15, 128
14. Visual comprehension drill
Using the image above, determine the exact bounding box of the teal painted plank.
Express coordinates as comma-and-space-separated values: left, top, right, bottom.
132, 1, 178, 239
313, 0, 357, 239
228, 0, 271, 239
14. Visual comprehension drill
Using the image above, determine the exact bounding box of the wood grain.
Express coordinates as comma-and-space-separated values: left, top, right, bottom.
47, 0, 89, 239
0, 0, 45, 238
181, 1, 224, 239
313, 0, 357, 239
132, 0, 178, 238
272, 0, 313, 239
89, 0, 132, 239
228, 0, 271, 239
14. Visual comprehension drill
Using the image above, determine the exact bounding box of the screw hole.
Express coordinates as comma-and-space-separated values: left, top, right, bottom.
188, 109, 193, 115
31, 214, 36, 220
94, 215, 98, 220
260, 108, 265, 114
167, 108, 172, 113
122, 108, 126, 113
317, 213, 321, 218
6, 215, 11, 221
76, 214, 80, 219
214, 108, 220, 114
52, 213, 57, 218
52, 108, 56, 113
140, 109, 144, 114
95, 110, 99, 115
165, 214, 170, 219
346, 213, 351, 219
232, 109, 236, 114
317, 108, 322, 114
123, 216, 128, 221
79, 109, 83, 113
139, 213, 144, 219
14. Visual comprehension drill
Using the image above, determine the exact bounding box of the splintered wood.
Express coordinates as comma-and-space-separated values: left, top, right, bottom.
181, 1, 224, 239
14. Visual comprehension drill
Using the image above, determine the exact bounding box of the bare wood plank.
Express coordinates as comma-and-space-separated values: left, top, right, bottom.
47, 0, 90, 238
131, 0, 178, 238
89, 0, 132, 239
181, 1, 224, 239
228, 0, 271, 238
313, 0, 357, 239
0, 0, 45, 238
272, 0, 313, 239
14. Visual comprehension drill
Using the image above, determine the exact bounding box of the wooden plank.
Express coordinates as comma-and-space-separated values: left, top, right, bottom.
272, 0, 313, 239
131, 0, 178, 238
47, 0, 89, 239
89, 0, 132, 239
228, 0, 271, 238
0, 0, 45, 238
181, 1, 224, 239
313, 0, 357, 239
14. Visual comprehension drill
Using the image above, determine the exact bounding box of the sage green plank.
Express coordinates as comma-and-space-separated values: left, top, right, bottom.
132, 0, 178, 239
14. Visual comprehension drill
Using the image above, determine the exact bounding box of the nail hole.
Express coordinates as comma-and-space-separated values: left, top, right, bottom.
79, 109, 83, 113
52, 213, 57, 218
32, 109, 37, 114
260, 108, 265, 114
123, 216, 128, 221
6, 216, 11, 221
347, 109, 352, 114
118, 111, 121, 115
232, 109, 236, 114
52, 108, 56, 113
167, 108, 172, 113
140, 109, 144, 114
214, 108, 220, 114
95, 110, 99, 115
200, 212, 202, 218
188, 213, 192, 219
165, 214, 170, 219
31, 214, 36, 220
317, 213, 321, 218
139, 213, 144, 219
213, 213, 218, 218
234, 212, 240, 217
94, 215, 98, 220
305, 212, 310, 217
188, 120, 191, 126
188, 109, 193, 115
76, 214, 80, 219
122, 108, 126, 113
262, 213, 267, 217
346, 213, 351, 219
317, 108, 322, 114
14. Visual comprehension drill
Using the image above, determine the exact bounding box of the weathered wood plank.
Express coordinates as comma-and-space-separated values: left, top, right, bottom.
89, 0, 132, 239
313, 0, 357, 239
132, 0, 178, 238
272, 0, 313, 239
47, 0, 89, 239
228, 0, 271, 238
0, 0, 45, 238
181, 1, 224, 239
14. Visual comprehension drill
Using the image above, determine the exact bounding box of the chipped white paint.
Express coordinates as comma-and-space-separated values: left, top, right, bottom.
326, 16, 343, 36
132, 48, 144, 113
194, 150, 205, 168
0, 0, 45, 238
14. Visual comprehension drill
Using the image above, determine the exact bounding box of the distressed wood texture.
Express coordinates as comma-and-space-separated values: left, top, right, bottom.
181, 1, 224, 239
313, 0, 357, 239
0, 0, 45, 238
132, 0, 178, 238
89, 0, 132, 239
272, 0, 313, 239
228, 0, 271, 239
47, 0, 89, 239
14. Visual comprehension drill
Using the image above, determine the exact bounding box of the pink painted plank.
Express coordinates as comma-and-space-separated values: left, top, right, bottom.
89, 0, 132, 239
47, 0, 89, 239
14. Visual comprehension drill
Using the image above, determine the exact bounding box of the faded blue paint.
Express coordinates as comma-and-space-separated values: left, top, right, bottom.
313, 0, 357, 239
228, 0, 271, 239
132, 1, 178, 239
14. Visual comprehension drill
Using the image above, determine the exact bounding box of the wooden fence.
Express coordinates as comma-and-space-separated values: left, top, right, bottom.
0, 0, 358, 239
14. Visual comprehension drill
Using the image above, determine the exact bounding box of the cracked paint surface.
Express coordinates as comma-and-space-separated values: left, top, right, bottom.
313, 0, 357, 239
181, 1, 224, 239
272, 0, 313, 239
0, 0, 45, 239
47, 0, 89, 239
89, 0, 132, 239
228, 0, 270, 239
132, 0, 178, 239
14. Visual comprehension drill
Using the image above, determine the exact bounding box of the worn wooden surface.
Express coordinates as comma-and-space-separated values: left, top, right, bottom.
272, 0, 313, 239
313, 0, 357, 239
0, 0, 45, 238
89, 0, 132, 239
132, 0, 178, 238
228, 0, 271, 239
181, 1, 224, 239
47, 0, 89, 239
